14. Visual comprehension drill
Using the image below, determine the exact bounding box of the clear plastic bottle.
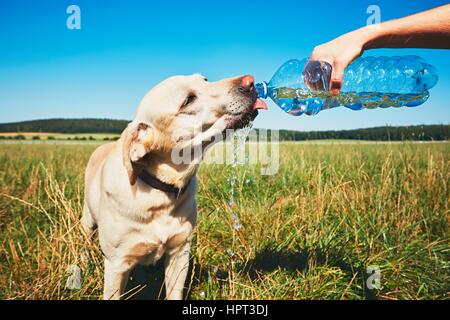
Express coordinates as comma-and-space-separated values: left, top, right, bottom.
255, 56, 438, 116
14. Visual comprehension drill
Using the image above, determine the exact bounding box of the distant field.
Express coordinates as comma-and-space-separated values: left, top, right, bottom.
0, 142, 448, 300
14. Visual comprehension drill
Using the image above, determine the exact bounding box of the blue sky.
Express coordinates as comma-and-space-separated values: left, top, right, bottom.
0, 0, 449, 131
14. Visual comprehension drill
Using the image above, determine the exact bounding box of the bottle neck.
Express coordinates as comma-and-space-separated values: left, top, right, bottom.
255, 82, 268, 99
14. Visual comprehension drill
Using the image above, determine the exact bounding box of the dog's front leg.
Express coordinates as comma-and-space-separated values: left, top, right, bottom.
103, 258, 131, 300
164, 241, 191, 300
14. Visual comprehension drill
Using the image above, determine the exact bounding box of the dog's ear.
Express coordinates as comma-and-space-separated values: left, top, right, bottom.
122, 122, 154, 185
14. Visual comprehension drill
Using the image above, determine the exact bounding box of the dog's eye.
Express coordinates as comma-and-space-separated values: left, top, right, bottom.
183, 94, 197, 107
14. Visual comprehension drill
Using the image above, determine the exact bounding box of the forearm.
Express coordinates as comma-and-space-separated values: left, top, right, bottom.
309, 4, 450, 95
357, 4, 450, 50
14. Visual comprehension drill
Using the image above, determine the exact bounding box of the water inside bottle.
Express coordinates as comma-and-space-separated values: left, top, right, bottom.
273, 87, 429, 116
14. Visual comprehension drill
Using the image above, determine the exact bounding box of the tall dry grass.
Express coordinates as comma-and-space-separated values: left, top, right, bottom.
0, 142, 449, 299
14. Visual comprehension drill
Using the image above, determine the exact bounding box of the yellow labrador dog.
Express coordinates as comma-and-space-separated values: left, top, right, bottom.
82, 74, 267, 300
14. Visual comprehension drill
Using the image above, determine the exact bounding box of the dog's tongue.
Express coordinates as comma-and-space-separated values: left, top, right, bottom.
252, 99, 268, 110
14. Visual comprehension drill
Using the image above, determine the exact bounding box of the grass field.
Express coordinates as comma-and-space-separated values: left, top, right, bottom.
0, 142, 449, 300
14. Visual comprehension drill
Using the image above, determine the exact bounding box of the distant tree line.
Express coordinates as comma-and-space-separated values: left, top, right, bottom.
0, 135, 120, 141
272, 124, 449, 141
0, 118, 129, 134
0, 118, 448, 141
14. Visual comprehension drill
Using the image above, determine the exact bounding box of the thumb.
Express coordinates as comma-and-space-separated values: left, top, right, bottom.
330, 60, 346, 96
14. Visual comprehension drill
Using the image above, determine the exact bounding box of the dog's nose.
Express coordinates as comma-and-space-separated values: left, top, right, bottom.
239, 75, 254, 93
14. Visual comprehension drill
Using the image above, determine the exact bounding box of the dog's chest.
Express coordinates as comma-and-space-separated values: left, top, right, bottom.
102, 171, 196, 265
106, 179, 179, 221
126, 214, 194, 266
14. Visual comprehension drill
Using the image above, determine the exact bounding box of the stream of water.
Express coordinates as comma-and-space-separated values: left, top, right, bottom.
227, 121, 253, 256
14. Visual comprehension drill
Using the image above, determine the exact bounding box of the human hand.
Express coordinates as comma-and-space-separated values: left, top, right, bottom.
309, 29, 368, 95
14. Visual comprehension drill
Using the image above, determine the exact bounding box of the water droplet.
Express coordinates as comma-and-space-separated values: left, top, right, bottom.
226, 248, 235, 258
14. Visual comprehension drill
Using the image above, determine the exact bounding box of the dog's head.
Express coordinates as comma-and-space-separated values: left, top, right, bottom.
122, 74, 267, 185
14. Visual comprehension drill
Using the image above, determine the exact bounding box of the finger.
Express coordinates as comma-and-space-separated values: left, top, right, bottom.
330, 61, 346, 96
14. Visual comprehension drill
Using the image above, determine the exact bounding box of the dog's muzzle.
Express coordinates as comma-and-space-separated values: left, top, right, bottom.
226, 75, 268, 130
